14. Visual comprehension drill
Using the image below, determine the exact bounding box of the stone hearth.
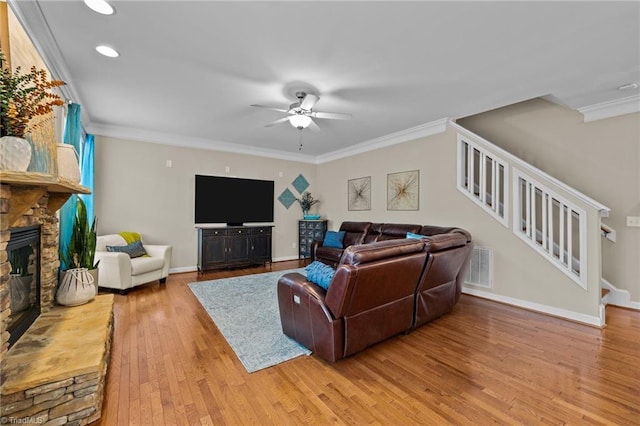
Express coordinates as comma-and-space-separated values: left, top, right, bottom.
0, 295, 114, 424
1, 173, 111, 425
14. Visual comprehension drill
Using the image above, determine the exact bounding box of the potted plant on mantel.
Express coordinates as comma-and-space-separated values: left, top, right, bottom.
57, 197, 99, 306
0, 47, 65, 171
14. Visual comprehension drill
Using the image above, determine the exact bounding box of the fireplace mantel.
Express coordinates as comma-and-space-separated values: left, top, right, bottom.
0, 171, 90, 227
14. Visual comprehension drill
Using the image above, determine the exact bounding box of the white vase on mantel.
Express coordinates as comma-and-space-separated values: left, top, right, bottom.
0, 136, 32, 171
56, 144, 81, 183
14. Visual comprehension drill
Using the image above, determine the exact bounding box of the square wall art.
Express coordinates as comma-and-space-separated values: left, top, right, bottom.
387, 170, 419, 210
348, 176, 371, 211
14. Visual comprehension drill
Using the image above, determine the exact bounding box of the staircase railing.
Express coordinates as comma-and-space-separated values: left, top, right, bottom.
451, 121, 610, 294
513, 168, 587, 288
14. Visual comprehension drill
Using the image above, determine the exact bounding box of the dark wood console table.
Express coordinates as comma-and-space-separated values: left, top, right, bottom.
197, 225, 273, 272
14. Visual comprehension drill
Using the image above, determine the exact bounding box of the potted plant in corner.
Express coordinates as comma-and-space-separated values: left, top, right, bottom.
57, 197, 99, 306
0, 48, 65, 171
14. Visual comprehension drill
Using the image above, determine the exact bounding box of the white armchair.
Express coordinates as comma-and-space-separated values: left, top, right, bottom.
95, 234, 172, 293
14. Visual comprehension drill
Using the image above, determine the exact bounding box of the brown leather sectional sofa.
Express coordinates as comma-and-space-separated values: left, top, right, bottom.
278, 222, 473, 362
311, 221, 469, 267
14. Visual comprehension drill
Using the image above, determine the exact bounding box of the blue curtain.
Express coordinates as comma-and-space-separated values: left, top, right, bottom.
64, 103, 83, 156
59, 103, 95, 269
81, 134, 95, 220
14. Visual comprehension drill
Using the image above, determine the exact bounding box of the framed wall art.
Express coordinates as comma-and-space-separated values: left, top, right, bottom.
348, 176, 371, 211
387, 170, 419, 210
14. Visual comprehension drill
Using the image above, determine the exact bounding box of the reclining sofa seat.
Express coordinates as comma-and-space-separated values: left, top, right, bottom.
413, 230, 473, 328
374, 223, 422, 241
278, 239, 428, 362
312, 221, 458, 267
311, 221, 371, 267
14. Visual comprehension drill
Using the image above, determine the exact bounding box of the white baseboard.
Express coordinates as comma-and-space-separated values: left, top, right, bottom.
169, 266, 198, 274
600, 278, 640, 310
608, 299, 640, 310
169, 257, 303, 275
273, 255, 303, 262
462, 286, 605, 327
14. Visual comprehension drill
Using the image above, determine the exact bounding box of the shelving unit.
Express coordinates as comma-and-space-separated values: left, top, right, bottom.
298, 220, 328, 259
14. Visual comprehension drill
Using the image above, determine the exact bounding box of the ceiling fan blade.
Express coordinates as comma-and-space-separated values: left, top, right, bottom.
250, 104, 289, 113
307, 119, 321, 132
311, 111, 352, 120
264, 116, 291, 127
300, 93, 319, 111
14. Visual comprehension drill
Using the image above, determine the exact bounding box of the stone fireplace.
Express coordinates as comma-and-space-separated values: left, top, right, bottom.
1, 182, 59, 355
1, 174, 113, 425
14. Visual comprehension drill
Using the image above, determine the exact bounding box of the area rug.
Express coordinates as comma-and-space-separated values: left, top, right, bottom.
188, 268, 311, 373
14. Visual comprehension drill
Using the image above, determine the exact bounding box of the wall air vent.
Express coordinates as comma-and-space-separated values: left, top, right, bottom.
465, 247, 492, 288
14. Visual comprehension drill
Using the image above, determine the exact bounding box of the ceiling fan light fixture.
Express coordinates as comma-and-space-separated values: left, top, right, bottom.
289, 114, 312, 129
84, 0, 114, 15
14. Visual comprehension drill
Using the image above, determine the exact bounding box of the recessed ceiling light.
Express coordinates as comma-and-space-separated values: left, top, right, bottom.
84, 0, 114, 15
96, 45, 119, 58
618, 82, 639, 91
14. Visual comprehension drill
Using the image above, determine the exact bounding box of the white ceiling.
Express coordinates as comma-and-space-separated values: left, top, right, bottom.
10, 1, 640, 162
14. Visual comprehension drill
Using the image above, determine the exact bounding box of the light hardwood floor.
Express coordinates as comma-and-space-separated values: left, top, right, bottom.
95, 260, 640, 425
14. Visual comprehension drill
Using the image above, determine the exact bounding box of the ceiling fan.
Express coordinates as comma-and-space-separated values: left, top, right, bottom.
251, 91, 351, 131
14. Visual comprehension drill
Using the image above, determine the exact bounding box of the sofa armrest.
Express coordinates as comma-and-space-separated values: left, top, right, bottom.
277, 272, 344, 362
278, 273, 334, 320
310, 240, 323, 262
143, 244, 172, 277
94, 251, 132, 289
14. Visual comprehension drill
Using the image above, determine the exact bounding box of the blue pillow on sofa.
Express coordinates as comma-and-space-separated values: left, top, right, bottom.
406, 231, 424, 239
323, 230, 346, 249
305, 261, 335, 290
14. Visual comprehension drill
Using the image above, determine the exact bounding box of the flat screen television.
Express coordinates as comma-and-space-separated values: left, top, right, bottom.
195, 175, 274, 226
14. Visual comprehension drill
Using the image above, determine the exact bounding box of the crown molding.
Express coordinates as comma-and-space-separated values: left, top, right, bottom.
578, 95, 640, 122
88, 118, 449, 165
316, 118, 449, 164
87, 123, 318, 164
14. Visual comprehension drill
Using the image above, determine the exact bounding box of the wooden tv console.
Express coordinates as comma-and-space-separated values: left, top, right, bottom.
196, 225, 273, 272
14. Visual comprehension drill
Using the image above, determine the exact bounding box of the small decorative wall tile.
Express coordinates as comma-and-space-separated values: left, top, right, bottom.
292, 174, 309, 194
278, 188, 297, 209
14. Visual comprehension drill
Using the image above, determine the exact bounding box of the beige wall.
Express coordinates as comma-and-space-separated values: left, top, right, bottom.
458, 98, 640, 302
94, 137, 317, 270
316, 126, 605, 321
94, 98, 639, 320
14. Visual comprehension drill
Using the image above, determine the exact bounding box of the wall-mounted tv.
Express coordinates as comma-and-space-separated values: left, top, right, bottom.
195, 175, 274, 226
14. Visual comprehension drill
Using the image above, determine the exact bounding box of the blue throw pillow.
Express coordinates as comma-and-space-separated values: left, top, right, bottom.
305, 261, 336, 290
406, 231, 424, 239
106, 240, 147, 258
323, 230, 346, 249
